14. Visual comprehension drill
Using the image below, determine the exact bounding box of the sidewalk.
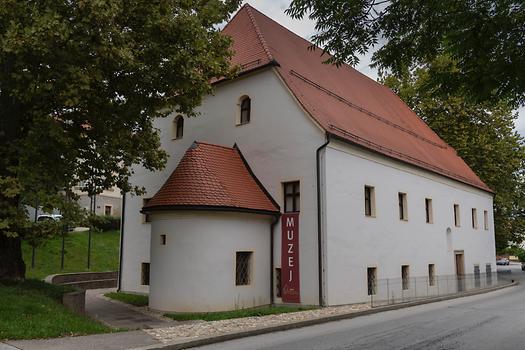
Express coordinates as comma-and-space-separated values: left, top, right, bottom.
85, 289, 177, 330
4, 331, 159, 350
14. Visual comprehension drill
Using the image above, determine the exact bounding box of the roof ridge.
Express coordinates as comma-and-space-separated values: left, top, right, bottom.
245, 5, 419, 104
244, 4, 274, 62
195, 140, 236, 151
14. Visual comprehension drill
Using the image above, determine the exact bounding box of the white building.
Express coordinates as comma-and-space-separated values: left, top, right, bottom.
118, 4, 496, 312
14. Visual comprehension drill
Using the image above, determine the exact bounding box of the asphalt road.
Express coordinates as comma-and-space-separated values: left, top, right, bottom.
194, 265, 525, 350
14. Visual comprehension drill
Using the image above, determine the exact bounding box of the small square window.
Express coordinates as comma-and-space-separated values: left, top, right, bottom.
104, 205, 113, 216
141, 262, 150, 286
236, 251, 252, 286
364, 186, 376, 217
160, 234, 166, 245
367, 267, 377, 295
425, 198, 433, 223
398, 193, 408, 221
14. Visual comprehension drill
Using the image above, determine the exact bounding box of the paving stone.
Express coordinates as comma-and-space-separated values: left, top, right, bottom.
145, 303, 370, 343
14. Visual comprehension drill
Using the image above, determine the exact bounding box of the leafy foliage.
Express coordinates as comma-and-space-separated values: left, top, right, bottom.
381, 57, 525, 250
0, 0, 240, 275
287, 0, 525, 106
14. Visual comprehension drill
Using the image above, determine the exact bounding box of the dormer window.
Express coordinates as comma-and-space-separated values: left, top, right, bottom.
173, 115, 184, 140
238, 96, 251, 125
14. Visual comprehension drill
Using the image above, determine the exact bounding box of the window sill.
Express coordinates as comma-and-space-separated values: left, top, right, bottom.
235, 122, 250, 127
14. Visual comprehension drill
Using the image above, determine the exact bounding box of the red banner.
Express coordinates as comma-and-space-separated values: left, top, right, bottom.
281, 212, 300, 303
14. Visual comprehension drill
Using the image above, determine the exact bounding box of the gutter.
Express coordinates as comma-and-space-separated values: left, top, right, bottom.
117, 192, 126, 292
316, 134, 330, 307
270, 213, 280, 305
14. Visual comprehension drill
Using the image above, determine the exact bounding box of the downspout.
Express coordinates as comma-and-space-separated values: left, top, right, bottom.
316, 134, 330, 307
117, 192, 126, 292
270, 213, 280, 305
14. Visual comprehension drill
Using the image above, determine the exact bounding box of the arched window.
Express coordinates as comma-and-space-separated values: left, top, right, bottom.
239, 96, 251, 125
173, 115, 184, 140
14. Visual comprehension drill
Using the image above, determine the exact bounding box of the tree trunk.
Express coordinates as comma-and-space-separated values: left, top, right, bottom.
0, 234, 26, 280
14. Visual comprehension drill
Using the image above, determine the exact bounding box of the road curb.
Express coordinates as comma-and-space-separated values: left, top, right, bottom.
131, 281, 517, 350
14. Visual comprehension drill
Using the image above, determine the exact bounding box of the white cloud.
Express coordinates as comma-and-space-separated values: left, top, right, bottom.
242, 0, 525, 135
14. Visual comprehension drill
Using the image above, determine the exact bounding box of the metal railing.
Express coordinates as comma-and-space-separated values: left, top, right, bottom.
369, 272, 511, 307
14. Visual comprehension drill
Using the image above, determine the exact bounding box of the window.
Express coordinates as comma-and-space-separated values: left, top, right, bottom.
239, 96, 251, 125
283, 181, 300, 213
104, 205, 112, 216
402, 265, 410, 290
275, 268, 282, 298
367, 267, 377, 295
173, 115, 184, 139
141, 262, 150, 285
364, 186, 376, 217
142, 198, 151, 223
428, 264, 436, 286
486, 263, 492, 285
235, 251, 252, 285
474, 265, 480, 288
484, 210, 489, 230
398, 193, 408, 220
454, 204, 460, 227
160, 234, 166, 246
472, 208, 478, 229
425, 198, 433, 224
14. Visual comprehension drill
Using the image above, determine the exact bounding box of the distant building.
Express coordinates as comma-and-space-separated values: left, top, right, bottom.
73, 184, 122, 217
119, 4, 496, 312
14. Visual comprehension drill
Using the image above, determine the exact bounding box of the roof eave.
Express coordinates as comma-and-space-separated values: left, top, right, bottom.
327, 132, 494, 194
141, 204, 281, 217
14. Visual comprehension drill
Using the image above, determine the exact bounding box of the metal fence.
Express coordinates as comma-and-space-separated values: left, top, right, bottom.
369, 272, 511, 307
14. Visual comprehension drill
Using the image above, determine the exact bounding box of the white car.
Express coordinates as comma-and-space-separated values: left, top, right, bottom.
37, 214, 63, 222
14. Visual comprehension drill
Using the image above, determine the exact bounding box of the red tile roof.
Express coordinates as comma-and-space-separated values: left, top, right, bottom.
143, 142, 280, 214
221, 4, 492, 193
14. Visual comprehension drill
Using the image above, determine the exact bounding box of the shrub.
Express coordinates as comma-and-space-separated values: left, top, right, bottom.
88, 215, 120, 232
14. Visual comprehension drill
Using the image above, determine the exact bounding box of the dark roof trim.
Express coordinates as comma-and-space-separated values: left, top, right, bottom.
233, 143, 281, 211
141, 204, 280, 217
327, 132, 494, 194
212, 59, 280, 86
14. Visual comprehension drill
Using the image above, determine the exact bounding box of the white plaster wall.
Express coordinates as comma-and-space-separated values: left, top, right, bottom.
120, 68, 325, 305
324, 140, 496, 305
148, 211, 271, 312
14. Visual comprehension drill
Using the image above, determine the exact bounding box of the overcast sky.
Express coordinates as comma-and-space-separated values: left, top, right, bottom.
242, 0, 525, 136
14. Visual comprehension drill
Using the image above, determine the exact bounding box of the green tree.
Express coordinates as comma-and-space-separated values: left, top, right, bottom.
287, 0, 525, 106
381, 57, 525, 250
0, 0, 240, 279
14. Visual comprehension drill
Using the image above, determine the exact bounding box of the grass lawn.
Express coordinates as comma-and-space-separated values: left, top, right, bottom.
0, 279, 112, 340
165, 305, 316, 322
22, 230, 120, 280
105, 292, 149, 307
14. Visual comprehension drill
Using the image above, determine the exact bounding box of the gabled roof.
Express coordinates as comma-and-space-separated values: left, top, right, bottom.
143, 142, 280, 215
221, 4, 491, 193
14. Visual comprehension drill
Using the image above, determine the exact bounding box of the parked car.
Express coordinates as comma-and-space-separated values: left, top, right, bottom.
37, 214, 63, 222
496, 258, 510, 265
